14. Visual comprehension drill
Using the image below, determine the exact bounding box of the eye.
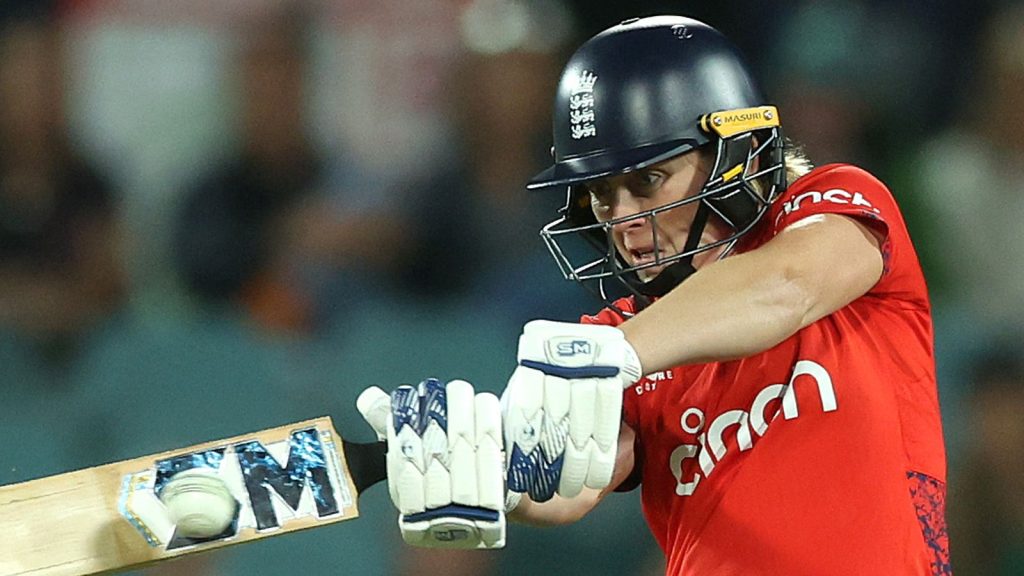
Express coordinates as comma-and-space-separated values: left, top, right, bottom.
586, 181, 611, 202
586, 182, 612, 216
633, 170, 664, 192
626, 168, 667, 194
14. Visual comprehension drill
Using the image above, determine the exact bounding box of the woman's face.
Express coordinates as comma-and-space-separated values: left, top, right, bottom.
585, 151, 727, 282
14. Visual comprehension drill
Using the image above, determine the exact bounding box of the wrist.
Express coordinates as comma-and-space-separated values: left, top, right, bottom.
618, 333, 643, 388
516, 320, 644, 388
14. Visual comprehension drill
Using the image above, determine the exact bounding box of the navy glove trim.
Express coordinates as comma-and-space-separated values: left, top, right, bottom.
404, 504, 501, 523
519, 359, 620, 380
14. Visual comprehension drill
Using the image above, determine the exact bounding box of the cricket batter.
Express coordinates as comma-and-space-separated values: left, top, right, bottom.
359, 15, 950, 575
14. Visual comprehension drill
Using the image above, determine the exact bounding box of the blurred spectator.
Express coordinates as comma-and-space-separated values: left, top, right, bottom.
766, 1, 958, 167
912, 3, 1024, 320
173, 6, 412, 336
310, 0, 465, 190
397, 0, 586, 328
0, 11, 125, 365
948, 342, 1024, 575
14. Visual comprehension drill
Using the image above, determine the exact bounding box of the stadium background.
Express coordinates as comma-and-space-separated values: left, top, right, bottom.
1, 0, 1022, 574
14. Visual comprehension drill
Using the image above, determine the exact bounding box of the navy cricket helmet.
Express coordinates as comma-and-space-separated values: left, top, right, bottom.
529, 15, 787, 310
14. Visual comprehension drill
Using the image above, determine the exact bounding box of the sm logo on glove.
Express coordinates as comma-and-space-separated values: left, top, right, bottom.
556, 340, 593, 356
545, 337, 598, 367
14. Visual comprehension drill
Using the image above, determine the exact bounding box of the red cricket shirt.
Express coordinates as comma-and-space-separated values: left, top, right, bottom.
584, 164, 949, 576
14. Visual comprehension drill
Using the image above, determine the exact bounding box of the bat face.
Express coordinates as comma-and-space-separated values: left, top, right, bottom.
0, 417, 385, 576
120, 420, 354, 552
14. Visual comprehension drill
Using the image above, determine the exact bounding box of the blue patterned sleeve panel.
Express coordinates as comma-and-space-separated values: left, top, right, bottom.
907, 471, 952, 576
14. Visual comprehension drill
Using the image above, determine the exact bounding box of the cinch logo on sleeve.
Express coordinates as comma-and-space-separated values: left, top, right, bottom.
667, 360, 837, 497
774, 188, 881, 227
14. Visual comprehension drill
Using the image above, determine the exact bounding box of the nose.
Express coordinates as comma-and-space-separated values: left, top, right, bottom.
607, 187, 647, 230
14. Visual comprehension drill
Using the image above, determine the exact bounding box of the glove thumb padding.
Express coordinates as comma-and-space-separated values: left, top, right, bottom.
357, 386, 390, 441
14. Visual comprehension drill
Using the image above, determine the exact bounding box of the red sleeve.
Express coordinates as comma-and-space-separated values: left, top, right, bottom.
769, 164, 897, 275
765, 164, 928, 307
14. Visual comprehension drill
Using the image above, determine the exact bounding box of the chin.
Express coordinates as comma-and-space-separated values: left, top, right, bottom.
636, 265, 667, 283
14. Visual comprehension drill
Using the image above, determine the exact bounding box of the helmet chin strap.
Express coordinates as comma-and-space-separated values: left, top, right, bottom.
637, 259, 697, 299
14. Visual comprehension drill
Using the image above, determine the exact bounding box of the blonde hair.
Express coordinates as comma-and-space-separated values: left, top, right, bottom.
782, 141, 814, 185
702, 137, 813, 185
744, 139, 813, 200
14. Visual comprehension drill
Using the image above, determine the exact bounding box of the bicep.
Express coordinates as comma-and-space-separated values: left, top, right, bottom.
769, 213, 884, 326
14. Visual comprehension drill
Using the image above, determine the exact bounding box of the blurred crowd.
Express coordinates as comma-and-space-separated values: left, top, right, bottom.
0, 0, 1021, 574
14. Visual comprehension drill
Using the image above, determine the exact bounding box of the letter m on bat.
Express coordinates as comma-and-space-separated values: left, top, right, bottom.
235, 427, 339, 530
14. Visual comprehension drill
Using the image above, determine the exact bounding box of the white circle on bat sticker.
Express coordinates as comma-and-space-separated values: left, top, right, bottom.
159, 468, 237, 538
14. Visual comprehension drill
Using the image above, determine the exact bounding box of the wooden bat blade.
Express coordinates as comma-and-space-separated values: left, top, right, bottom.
0, 417, 386, 576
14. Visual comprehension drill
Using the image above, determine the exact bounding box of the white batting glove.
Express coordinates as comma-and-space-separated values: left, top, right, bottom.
357, 379, 506, 549
503, 320, 642, 502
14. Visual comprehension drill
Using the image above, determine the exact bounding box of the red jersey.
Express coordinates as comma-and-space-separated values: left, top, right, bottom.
583, 164, 949, 575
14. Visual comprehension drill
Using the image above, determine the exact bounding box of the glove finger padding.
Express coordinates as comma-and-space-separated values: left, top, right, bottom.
504, 365, 566, 502
475, 393, 505, 513
504, 320, 641, 501
356, 385, 401, 506
390, 383, 430, 514
447, 380, 478, 508
557, 376, 589, 498
356, 386, 390, 441
587, 378, 623, 488
360, 379, 506, 549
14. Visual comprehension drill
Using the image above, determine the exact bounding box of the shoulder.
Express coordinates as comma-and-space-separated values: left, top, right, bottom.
767, 162, 903, 235
780, 163, 893, 211
782, 164, 928, 302
792, 162, 885, 186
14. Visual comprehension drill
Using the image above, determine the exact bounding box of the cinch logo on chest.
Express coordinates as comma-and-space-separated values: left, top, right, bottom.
668, 360, 837, 496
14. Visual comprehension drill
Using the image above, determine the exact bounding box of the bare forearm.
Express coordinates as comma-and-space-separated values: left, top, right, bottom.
621, 249, 807, 371
509, 488, 602, 527
400, 548, 494, 576
621, 215, 882, 373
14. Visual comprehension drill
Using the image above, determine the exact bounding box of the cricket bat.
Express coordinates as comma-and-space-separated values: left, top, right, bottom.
0, 416, 386, 576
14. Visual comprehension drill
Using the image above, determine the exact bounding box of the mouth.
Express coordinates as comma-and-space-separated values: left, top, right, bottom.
629, 248, 663, 267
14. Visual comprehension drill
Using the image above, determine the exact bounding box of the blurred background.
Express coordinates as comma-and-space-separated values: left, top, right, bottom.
0, 0, 1021, 574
